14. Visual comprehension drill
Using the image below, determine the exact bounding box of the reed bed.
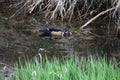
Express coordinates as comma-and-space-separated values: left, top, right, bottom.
8, 56, 120, 80
2, 0, 119, 22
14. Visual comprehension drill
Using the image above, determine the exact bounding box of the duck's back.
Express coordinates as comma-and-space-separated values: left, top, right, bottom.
43, 28, 63, 32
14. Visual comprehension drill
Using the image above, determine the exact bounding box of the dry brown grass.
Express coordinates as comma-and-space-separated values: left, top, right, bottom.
2, 0, 120, 22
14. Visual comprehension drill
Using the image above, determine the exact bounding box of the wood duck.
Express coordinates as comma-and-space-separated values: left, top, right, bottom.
39, 27, 72, 38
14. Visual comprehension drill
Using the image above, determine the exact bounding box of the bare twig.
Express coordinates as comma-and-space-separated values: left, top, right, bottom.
80, 7, 115, 29
7, 0, 119, 21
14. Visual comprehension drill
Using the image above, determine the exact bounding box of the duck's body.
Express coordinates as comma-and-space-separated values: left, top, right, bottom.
39, 27, 72, 38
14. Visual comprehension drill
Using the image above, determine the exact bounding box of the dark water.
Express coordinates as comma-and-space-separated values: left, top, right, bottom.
0, 16, 120, 61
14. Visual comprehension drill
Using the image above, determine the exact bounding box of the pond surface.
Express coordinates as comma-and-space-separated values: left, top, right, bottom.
0, 8, 120, 78
0, 17, 120, 63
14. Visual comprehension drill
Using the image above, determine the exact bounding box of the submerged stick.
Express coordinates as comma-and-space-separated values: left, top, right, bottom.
80, 7, 115, 30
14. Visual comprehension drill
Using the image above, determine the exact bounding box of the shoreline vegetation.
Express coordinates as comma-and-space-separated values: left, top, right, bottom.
1, 0, 120, 22
5, 56, 120, 80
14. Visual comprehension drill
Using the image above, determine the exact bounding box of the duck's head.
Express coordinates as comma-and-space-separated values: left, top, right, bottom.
63, 29, 72, 37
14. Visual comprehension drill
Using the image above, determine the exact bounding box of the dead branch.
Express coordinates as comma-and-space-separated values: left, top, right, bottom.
80, 7, 115, 30
115, 0, 120, 11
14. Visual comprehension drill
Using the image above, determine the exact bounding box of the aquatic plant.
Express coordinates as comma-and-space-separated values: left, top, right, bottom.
9, 56, 120, 80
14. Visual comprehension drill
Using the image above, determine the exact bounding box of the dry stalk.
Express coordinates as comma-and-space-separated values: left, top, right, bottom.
5, 0, 120, 21
80, 7, 116, 29
10, 0, 43, 18
65, 0, 78, 21
115, 0, 120, 11
45, 0, 77, 21
50, 0, 66, 21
